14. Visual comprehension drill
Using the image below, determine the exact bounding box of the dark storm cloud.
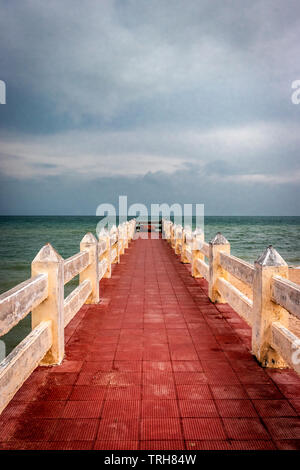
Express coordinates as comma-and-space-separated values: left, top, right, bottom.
0, 0, 299, 213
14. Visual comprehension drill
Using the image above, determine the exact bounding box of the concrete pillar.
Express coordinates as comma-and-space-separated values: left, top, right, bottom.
208, 232, 230, 302
80, 233, 99, 303
31, 243, 64, 365
118, 224, 125, 256
175, 226, 182, 255
99, 230, 111, 278
252, 245, 289, 368
124, 222, 129, 249
192, 229, 205, 277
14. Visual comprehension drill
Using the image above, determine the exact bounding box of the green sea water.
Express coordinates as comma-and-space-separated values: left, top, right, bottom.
0, 216, 299, 356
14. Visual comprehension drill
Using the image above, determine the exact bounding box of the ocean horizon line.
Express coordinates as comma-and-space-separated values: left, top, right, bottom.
1, 214, 300, 218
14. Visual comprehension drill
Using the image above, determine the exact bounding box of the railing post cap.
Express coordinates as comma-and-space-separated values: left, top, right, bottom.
81, 232, 97, 244
210, 232, 229, 245
32, 243, 63, 263
255, 245, 287, 267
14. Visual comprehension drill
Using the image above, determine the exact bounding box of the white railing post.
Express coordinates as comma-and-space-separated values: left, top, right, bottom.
99, 230, 111, 278
31, 243, 64, 365
175, 225, 182, 255
80, 233, 99, 304
208, 232, 230, 303
192, 229, 205, 277
124, 222, 129, 249
110, 225, 119, 263
118, 224, 124, 256
252, 245, 289, 368
181, 226, 192, 264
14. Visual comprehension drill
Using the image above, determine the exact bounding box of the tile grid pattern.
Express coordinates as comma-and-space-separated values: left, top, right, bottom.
0, 236, 299, 450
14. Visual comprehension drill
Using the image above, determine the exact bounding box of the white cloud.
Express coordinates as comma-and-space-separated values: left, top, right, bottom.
1, 121, 299, 183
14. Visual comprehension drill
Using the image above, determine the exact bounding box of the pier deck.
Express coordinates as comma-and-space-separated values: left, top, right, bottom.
0, 237, 299, 450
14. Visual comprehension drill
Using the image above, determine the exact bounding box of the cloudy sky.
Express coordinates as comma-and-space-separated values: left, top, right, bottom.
0, 0, 299, 215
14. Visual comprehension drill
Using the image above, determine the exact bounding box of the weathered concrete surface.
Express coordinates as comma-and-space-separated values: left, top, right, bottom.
220, 252, 254, 288
0, 274, 48, 336
31, 244, 64, 365
0, 237, 299, 450
64, 252, 89, 286
0, 321, 52, 414
217, 277, 253, 326
272, 276, 300, 321
64, 280, 92, 328
80, 233, 99, 304
289, 267, 300, 285
252, 246, 289, 369
209, 233, 230, 303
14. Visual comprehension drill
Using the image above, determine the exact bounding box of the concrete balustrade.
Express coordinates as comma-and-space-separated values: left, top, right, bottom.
98, 229, 112, 279
79, 233, 99, 304
162, 218, 300, 375
0, 219, 136, 414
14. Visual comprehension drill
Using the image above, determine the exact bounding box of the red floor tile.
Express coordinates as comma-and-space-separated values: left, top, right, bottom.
21, 401, 66, 419
252, 400, 298, 417
143, 372, 174, 385
210, 385, 249, 400
176, 385, 212, 400
62, 401, 102, 418
179, 400, 219, 418
263, 417, 300, 439
222, 418, 271, 440
101, 401, 140, 418
182, 418, 227, 440
174, 372, 208, 385
244, 384, 284, 400
94, 441, 139, 450
141, 400, 179, 418
81, 361, 113, 373
140, 440, 185, 450
141, 418, 183, 440
172, 361, 203, 372
143, 361, 172, 372
69, 386, 106, 401
106, 385, 141, 401
215, 400, 258, 418
97, 419, 139, 440
50, 419, 98, 441
11, 418, 58, 442
143, 384, 177, 400
275, 440, 300, 450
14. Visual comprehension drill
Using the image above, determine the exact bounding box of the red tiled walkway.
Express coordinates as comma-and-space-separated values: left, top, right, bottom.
1, 237, 300, 450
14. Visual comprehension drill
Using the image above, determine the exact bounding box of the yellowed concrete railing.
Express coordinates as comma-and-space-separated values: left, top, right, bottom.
163, 219, 300, 375
0, 219, 136, 414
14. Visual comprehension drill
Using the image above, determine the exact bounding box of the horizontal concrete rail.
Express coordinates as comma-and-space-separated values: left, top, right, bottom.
64, 251, 89, 285
98, 240, 107, 256
201, 241, 209, 258
64, 279, 92, 327
0, 274, 48, 337
184, 234, 193, 248
271, 276, 300, 321
195, 258, 209, 281
111, 247, 117, 263
220, 252, 254, 287
217, 277, 253, 325
271, 322, 300, 375
0, 320, 52, 414
110, 234, 118, 246
185, 246, 192, 263
99, 258, 108, 281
